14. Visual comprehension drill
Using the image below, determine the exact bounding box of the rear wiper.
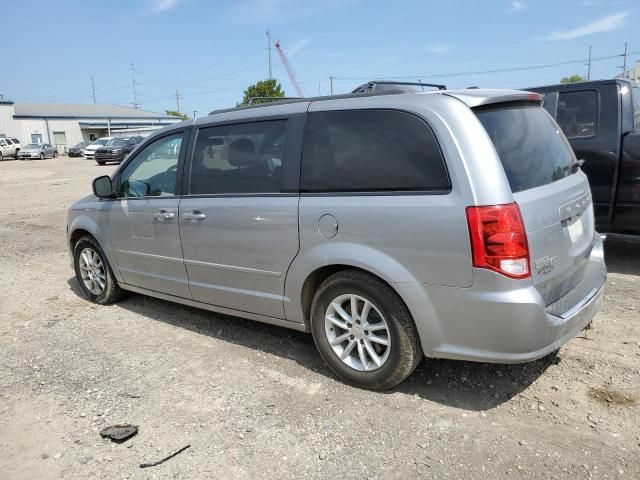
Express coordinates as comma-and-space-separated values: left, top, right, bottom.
563, 158, 585, 173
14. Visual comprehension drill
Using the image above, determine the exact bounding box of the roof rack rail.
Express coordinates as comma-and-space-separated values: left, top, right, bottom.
352, 80, 447, 94
247, 96, 303, 105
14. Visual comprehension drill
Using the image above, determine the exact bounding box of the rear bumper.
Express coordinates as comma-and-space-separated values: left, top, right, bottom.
400, 234, 606, 364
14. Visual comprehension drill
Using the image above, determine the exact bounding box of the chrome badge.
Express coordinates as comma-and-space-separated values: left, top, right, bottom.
534, 255, 558, 276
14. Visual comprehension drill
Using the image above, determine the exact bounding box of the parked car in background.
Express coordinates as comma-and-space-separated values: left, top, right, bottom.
528, 78, 640, 235
18, 143, 57, 160
68, 85, 606, 390
83, 137, 113, 159
68, 141, 90, 157
94, 137, 143, 165
0, 137, 22, 160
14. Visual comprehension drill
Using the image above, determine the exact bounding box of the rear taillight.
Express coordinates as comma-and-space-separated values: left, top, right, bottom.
466, 203, 530, 279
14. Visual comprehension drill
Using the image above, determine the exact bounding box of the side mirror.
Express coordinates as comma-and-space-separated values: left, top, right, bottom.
93, 175, 114, 198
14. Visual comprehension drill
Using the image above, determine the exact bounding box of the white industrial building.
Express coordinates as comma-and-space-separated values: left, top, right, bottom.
0, 99, 182, 153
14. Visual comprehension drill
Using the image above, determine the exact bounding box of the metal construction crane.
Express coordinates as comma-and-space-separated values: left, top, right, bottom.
272, 38, 305, 97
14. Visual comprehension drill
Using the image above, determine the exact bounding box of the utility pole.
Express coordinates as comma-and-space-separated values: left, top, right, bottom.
90, 77, 97, 104
329, 76, 334, 95
586, 45, 592, 80
266, 31, 272, 79
622, 42, 628, 78
130, 62, 140, 110
192, 110, 197, 119
175, 89, 182, 113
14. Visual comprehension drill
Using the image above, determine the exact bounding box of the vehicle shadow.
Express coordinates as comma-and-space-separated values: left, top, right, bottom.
67, 278, 553, 411
603, 234, 640, 276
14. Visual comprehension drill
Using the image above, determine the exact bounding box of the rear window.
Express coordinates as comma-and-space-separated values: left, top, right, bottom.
475, 104, 576, 193
556, 90, 598, 138
301, 110, 450, 193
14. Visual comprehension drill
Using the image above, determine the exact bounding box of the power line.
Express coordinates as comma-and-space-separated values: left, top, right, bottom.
329, 51, 639, 81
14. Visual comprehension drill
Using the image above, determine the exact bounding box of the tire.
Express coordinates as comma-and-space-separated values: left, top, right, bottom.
73, 235, 124, 305
310, 269, 423, 390
53, 151, 58, 158
0, 151, 3, 161
14, 149, 19, 159
97, 161, 105, 166
39, 153, 44, 160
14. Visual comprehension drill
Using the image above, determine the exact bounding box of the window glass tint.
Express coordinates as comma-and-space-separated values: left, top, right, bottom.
475, 104, 575, 193
632, 87, 640, 130
301, 110, 449, 192
556, 90, 597, 138
190, 120, 286, 194
119, 133, 183, 198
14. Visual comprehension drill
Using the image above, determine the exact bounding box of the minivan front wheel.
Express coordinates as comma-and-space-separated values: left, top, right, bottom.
73, 236, 124, 304
310, 270, 422, 390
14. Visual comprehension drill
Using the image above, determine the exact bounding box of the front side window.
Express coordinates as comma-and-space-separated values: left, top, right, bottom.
189, 120, 287, 195
119, 133, 183, 198
556, 90, 598, 138
300, 110, 450, 193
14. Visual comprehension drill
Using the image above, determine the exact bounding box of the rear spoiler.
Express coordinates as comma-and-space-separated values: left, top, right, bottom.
443, 90, 543, 108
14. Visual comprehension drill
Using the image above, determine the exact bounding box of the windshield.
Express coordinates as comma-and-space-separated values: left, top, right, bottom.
106, 138, 129, 147
92, 139, 109, 146
73, 142, 87, 148
475, 104, 576, 193
25, 144, 41, 149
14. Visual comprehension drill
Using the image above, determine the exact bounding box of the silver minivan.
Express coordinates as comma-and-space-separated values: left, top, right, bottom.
67, 86, 606, 389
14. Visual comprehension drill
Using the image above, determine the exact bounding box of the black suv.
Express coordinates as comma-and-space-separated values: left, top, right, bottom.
528, 79, 640, 235
95, 137, 143, 165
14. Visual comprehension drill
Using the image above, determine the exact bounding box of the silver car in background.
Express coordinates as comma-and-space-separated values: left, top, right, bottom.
18, 143, 58, 160
67, 86, 606, 390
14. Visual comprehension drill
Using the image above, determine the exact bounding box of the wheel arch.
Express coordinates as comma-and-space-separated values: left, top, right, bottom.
68, 215, 123, 283
284, 243, 444, 352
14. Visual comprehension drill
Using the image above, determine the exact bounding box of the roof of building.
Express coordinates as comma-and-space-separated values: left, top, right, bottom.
12, 102, 179, 119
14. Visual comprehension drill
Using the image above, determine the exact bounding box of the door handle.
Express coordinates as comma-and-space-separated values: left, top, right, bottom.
153, 209, 175, 221
183, 211, 206, 221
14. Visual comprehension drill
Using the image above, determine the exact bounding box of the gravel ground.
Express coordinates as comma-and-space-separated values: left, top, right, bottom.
0, 156, 638, 480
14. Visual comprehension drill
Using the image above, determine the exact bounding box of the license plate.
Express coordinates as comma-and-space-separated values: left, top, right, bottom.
567, 215, 585, 242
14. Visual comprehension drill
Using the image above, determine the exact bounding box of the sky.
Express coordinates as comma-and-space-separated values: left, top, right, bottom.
1, 0, 637, 116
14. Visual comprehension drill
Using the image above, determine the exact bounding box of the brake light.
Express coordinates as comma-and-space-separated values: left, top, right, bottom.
466, 203, 530, 279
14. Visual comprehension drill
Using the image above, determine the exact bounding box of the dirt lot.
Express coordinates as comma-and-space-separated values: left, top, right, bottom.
0, 156, 639, 480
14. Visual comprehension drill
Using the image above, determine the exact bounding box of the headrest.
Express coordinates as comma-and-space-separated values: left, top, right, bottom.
228, 138, 257, 167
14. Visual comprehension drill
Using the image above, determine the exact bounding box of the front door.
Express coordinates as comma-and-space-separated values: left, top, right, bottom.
179, 117, 301, 318
109, 131, 190, 297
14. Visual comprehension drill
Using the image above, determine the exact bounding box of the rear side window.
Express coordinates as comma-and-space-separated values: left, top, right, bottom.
301, 110, 449, 193
475, 104, 575, 193
556, 90, 598, 138
632, 87, 640, 130
189, 120, 286, 195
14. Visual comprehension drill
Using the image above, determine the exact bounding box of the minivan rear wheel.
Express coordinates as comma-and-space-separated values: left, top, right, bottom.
73, 236, 124, 304
310, 270, 422, 390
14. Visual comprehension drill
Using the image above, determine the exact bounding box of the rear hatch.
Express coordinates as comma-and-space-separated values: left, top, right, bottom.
474, 102, 595, 305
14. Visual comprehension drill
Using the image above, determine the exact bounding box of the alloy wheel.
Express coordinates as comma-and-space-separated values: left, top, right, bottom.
78, 247, 106, 295
324, 294, 391, 372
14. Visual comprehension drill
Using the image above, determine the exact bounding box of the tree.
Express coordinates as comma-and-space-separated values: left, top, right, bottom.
560, 74, 586, 84
239, 79, 285, 105
165, 109, 188, 120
